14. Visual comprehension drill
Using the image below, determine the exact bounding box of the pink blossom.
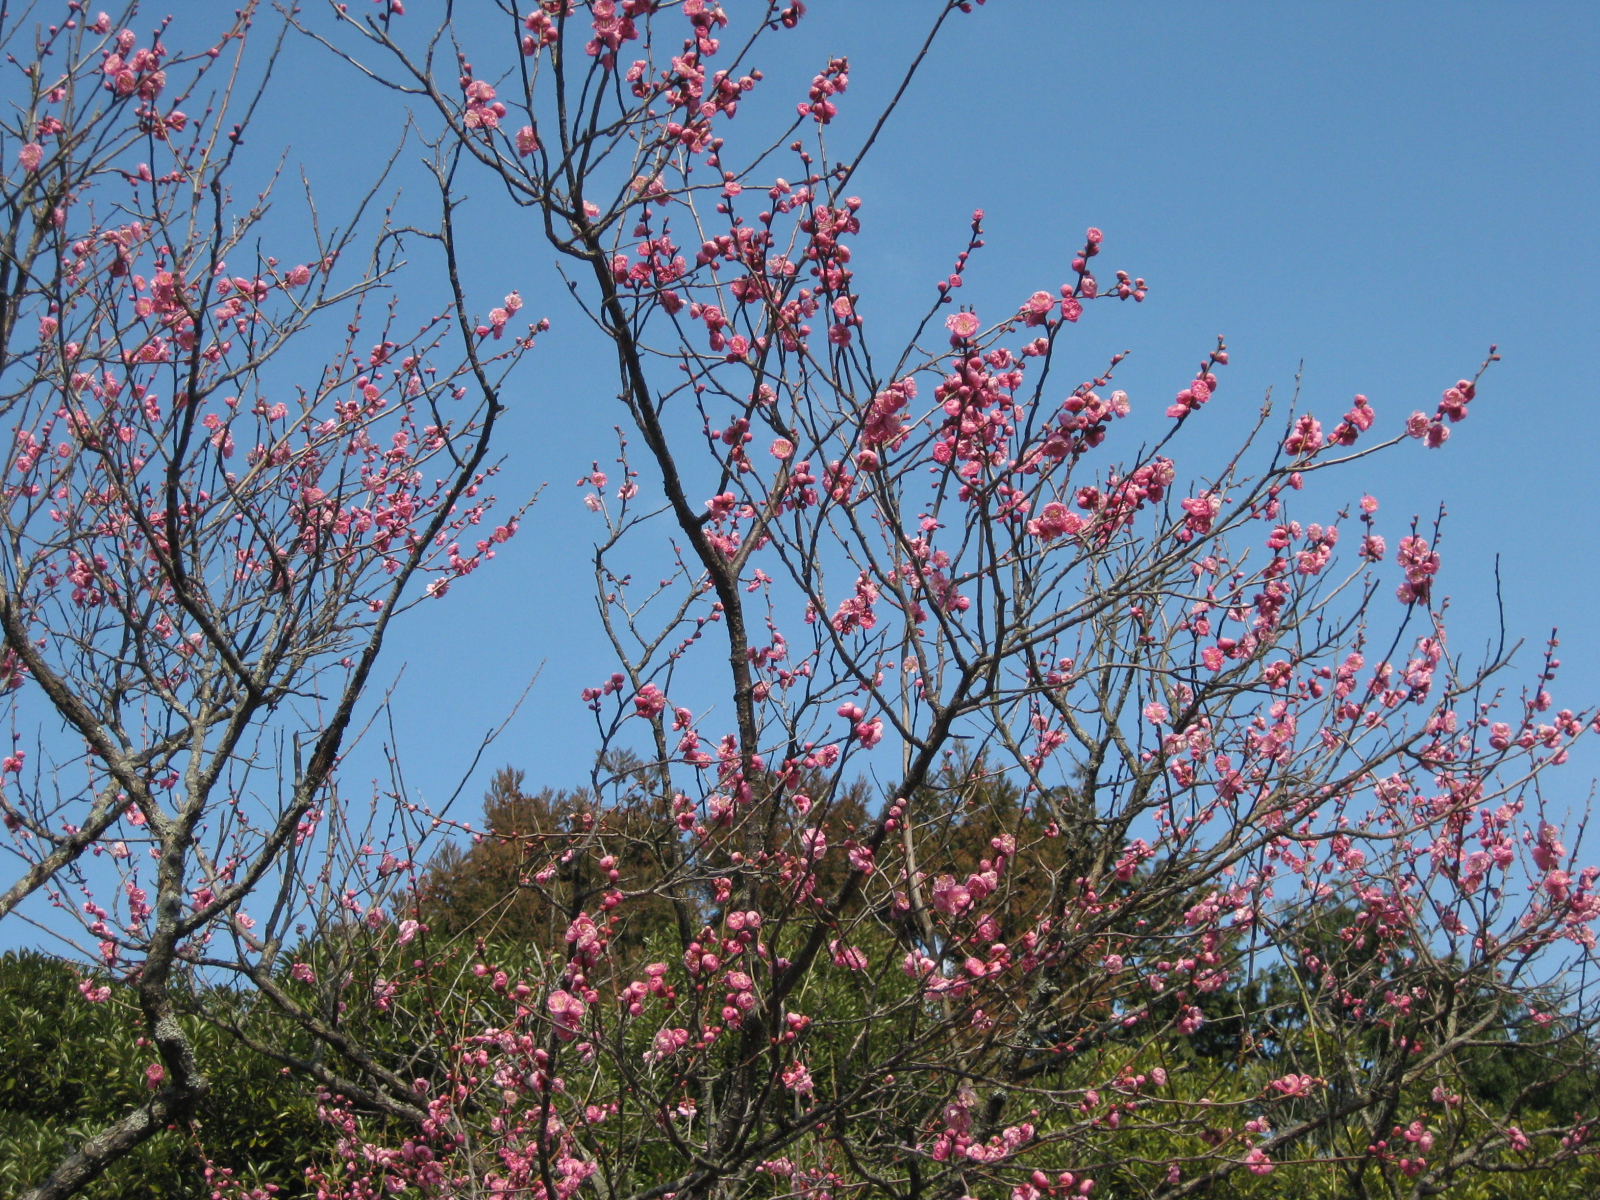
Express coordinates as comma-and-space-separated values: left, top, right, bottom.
18, 142, 42, 172
645, 1026, 690, 1064
1243, 1148, 1274, 1176
547, 988, 588, 1041
831, 940, 868, 970
782, 1060, 815, 1095
1178, 492, 1220, 538
1020, 290, 1053, 326
566, 912, 605, 965
800, 828, 828, 861
1403, 1120, 1435, 1153
931, 875, 972, 916
1269, 1072, 1318, 1097
1395, 535, 1440, 605
1026, 500, 1082, 543
1331, 393, 1376, 444
633, 683, 667, 719
945, 311, 980, 340
1283, 413, 1323, 456
1532, 823, 1567, 871
831, 572, 879, 634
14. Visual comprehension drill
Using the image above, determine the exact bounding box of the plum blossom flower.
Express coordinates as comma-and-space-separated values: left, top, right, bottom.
1403, 1120, 1435, 1153
633, 683, 667, 719
1532, 823, 1567, 871
566, 912, 604, 965
1026, 500, 1082, 543
1269, 1073, 1319, 1097
547, 988, 588, 1041
945, 311, 980, 340
931, 875, 971, 916
644, 1026, 689, 1064
1243, 1148, 1274, 1176
831, 572, 879, 634
854, 716, 884, 748
1019, 290, 1053, 326
1178, 492, 1220, 539
1331, 393, 1375, 444
1396, 535, 1440, 605
799, 828, 828, 861
1283, 413, 1323, 456
830, 940, 868, 970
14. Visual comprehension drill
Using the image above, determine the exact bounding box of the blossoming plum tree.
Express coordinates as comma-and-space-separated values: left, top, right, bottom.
213, 4, 1600, 1199
0, 6, 531, 1197
12, 2, 1600, 1199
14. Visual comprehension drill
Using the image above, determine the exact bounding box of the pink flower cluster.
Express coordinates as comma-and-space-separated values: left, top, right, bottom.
1407, 376, 1480, 448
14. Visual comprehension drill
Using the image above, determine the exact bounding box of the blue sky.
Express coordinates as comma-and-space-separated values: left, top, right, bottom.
156, 1, 1600, 828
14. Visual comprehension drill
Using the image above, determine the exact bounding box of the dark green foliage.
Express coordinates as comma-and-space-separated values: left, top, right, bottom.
0, 952, 324, 1200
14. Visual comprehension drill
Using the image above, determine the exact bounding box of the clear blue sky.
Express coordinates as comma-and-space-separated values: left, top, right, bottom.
169, 1, 1600, 827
